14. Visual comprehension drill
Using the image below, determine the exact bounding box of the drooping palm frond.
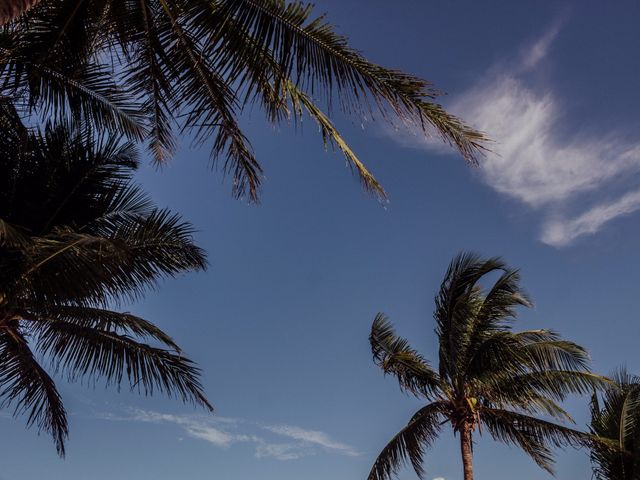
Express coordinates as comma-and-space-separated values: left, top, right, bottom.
469, 329, 609, 408
0, 327, 68, 456
589, 369, 640, 480
200, 0, 486, 161
482, 407, 591, 474
283, 80, 386, 199
370, 313, 441, 398
26, 305, 180, 349
0, 119, 212, 455
0, 39, 146, 139
368, 402, 448, 480
369, 252, 606, 480
1, 0, 488, 201
32, 316, 211, 408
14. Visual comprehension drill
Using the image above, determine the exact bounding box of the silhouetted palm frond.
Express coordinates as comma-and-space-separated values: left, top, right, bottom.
0, 119, 211, 456
590, 369, 640, 479
1, 0, 488, 201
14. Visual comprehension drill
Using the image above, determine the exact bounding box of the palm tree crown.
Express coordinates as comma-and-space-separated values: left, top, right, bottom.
590, 369, 640, 479
368, 252, 607, 480
0, 119, 212, 456
0, 0, 487, 201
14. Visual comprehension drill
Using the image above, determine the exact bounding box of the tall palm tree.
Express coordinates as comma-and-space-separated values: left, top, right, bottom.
590, 369, 640, 479
0, 116, 212, 456
368, 252, 607, 480
0, 0, 486, 202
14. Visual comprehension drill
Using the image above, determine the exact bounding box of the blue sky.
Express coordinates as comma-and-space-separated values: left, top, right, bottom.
2, 1, 640, 479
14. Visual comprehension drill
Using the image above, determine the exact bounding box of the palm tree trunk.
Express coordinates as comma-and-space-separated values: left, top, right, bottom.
460, 423, 474, 480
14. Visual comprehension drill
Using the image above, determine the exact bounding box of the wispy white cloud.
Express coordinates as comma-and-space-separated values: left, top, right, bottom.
261, 424, 360, 457
99, 408, 359, 461
392, 20, 640, 247
517, 16, 565, 71
432, 477, 446, 480
124, 410, 249, 447
541, 189, 640, 246
254, 442, 309, 461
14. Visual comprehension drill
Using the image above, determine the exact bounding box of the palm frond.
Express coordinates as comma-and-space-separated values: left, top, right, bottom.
33, 318, 212, 411
0, 218, 30, 247
210, 0, 487, 162
434, 252, 509, 382
13, 208, 205, 308
490, 370, 610, 406
589, 369, 640, 480
158, 0, 263, 201
515, 330, 591, 372
0, 327, 68, 455
368, 402, 447, 480
370, 313, 441, 398
23, 305, 180, 350
283, 80, 386, 199
2, 0, 488, 201
482, 407, 591, 474
0, 50, 146, 139
0, 119, 213, 455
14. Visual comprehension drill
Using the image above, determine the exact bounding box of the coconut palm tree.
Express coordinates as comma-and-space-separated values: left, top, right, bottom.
368, 252, 607, 480
0, 115, 212, 456
0, 0, 486, 202
589, 369, 640, 479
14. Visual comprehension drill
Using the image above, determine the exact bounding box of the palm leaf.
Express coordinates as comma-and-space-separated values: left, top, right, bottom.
0, 327, 68, 456
33, 318, 212, 410
22, 305, 180, 350
370, 313, 441, 398
482, 407, 591, 474
368, 402, 447, 480
211, 0, 486, 162
283, 80, 386, 199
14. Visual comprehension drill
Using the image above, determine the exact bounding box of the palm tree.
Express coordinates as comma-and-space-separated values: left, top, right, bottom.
0, 116, 212, 456
368, 252, 607, 480
590, 369, 640, 479
0, 0, 487, 202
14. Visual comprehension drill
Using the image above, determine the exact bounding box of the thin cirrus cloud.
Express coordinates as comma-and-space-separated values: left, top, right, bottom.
98, 408, 360, 461
392, 19, 640, 247
261, 424, 360, 457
